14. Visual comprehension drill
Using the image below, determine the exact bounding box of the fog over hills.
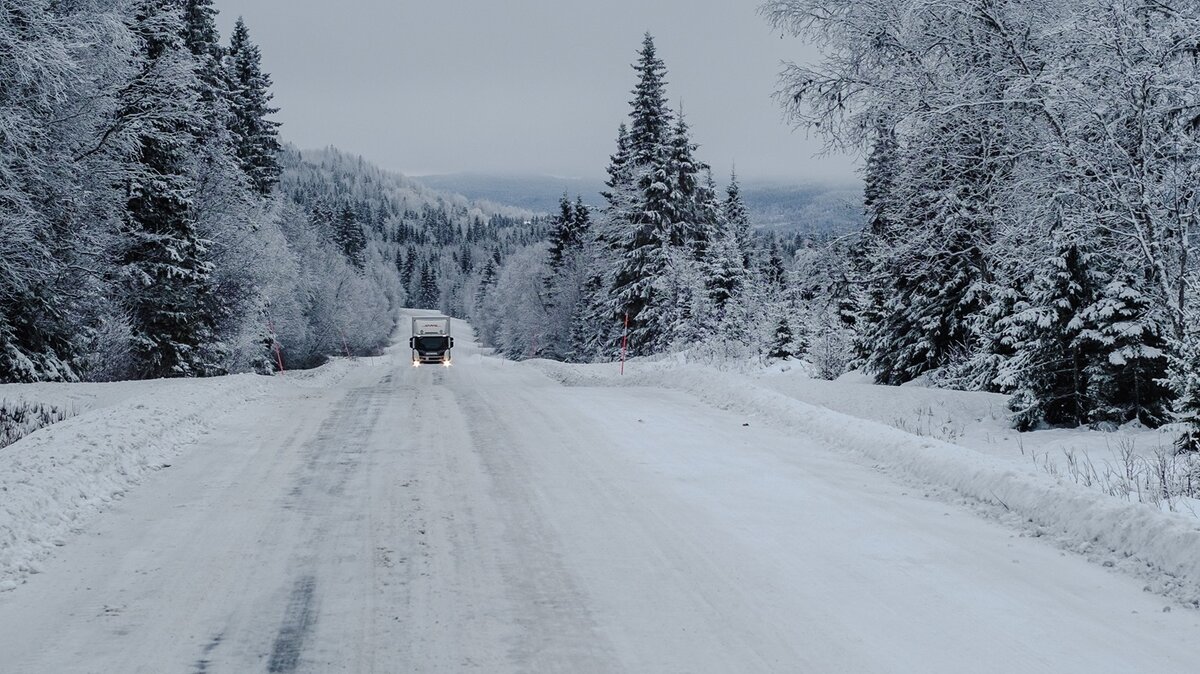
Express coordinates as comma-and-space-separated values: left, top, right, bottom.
413, 173, 864, 236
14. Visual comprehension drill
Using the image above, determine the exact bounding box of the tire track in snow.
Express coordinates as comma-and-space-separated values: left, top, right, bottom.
256, 372, 391, 671
190, 632, 224, 674
267, 575, 318, 673
448, 374, 621, 671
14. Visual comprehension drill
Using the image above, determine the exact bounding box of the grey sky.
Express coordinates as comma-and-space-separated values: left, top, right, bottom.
216, 0, 859, 185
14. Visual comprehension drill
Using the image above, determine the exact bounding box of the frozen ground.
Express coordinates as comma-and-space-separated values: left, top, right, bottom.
1, 317, 1199, 672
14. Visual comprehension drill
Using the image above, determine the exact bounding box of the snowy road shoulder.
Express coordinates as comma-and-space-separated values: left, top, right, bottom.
529, 359, 1200, 605
0, 359, 355, 592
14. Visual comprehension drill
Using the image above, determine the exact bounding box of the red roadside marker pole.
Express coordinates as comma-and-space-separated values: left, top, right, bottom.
620, 313, 629, 376
267, 318, 285, 376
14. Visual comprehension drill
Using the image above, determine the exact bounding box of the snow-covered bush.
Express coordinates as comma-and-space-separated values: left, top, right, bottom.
73, 313, 138, 383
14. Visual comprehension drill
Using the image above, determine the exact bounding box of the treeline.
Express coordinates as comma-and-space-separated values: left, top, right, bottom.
278, 147, 547, 331
2, 0, 295, 380
471, 34, 850, 374
762, 0, 1200, 447
0, 1, 532, 382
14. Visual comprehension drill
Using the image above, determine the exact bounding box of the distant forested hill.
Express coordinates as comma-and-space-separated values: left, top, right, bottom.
413, 173, 863, 235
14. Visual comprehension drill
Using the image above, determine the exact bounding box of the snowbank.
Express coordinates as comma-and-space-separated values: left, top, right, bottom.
0, 359, 354, 591
529, 359, 1200, 600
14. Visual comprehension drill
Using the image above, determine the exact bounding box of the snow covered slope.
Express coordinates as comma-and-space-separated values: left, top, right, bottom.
1, 322, 1198, 672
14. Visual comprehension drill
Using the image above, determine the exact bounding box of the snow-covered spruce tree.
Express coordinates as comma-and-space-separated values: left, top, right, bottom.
665, 109, 711, 257
1171, 329, 1200, 452
767, 314, 797, 360
225, 17, 281, 196
183, 0, 228, 116
723, 169, 753, 270
998, 242, 1100, 431
705, 208, 748, 318
606, 33, 678, 356
761, 241, 787, 292
648, 109, 721, 348
1077, 270, 1172, 428
471, 257, 501, 346
538, 195, 593, 361
694, 168, 724, 260
864, 113, 999, 385
580, 53, 723, 361
475, 258, 498, 311
626, 33, 672, 167
398, 246, 417, 290
545, 194, 589, 278
601, 124, 632, 221
862, 119, 897, 241
614, 158, 676, 355
416, 263, 440, 310
118, 0, 223, 378
333, 204, 368, 268
843, 120, 897, 360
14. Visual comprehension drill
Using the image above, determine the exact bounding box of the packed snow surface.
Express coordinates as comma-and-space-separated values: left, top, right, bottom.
1, 320, 1199, 672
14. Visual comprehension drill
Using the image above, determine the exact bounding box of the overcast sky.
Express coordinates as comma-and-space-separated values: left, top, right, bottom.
215, 0, 859, 185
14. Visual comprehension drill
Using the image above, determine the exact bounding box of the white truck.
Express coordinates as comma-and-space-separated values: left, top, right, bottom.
409, 316, 454, 366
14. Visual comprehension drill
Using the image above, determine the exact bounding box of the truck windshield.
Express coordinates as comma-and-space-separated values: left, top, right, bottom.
414, 336, 449, 351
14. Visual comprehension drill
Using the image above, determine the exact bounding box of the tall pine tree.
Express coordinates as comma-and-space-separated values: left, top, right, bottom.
626, 33, 671, 166
723, 169, 753, 270
120, 0, 222, 378
1000, 243, 1099, 430
606, 34, 679, 355
1170, 330, 1200, 452
225, 17, 281, 195
666, 109, 708, 254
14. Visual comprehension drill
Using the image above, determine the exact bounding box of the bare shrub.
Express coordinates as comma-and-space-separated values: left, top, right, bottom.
1, 400, 75, 450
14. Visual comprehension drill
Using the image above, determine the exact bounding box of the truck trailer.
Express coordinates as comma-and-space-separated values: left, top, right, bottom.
410, 316, 454, 366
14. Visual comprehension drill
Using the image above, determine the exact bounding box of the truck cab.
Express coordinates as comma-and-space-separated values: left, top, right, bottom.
410, 316, 454, 366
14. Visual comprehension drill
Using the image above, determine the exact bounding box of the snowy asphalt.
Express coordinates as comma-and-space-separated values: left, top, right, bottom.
0, 326, 1198, 673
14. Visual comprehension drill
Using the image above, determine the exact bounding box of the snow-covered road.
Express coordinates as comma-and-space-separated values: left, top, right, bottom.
1, 329, 1198, 673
